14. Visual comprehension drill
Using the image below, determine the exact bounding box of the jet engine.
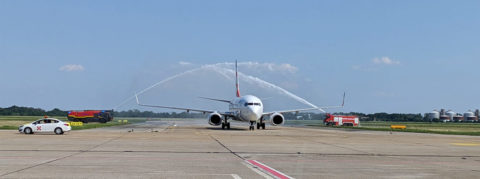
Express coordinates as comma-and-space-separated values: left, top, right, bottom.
208, 112, 222, 126
269, 112, 285, 126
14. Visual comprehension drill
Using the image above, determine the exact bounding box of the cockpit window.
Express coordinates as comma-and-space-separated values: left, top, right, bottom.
245, 102, 261, 106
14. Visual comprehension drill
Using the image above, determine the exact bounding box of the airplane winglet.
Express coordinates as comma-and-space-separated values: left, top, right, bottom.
135, 93, 140, 105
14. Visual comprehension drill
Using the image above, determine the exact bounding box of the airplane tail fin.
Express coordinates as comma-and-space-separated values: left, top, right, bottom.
235, 60, 241, 97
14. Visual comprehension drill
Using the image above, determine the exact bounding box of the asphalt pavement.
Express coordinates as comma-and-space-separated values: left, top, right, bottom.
1, 119, 479, 178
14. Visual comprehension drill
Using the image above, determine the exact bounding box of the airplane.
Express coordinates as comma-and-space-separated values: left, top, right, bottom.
135, 61, 345, 130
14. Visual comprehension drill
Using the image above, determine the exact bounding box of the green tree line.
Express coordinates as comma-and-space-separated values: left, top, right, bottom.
0, 105, 425, 121
114, 109, 205, 118
0, 106, 66, 116
0, 106, 205, 118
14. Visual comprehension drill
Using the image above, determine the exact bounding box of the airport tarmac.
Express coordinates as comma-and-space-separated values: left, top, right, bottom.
1, 119, 479, 179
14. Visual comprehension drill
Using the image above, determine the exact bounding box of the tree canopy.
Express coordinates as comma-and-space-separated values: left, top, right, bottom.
0, 105, 425, 121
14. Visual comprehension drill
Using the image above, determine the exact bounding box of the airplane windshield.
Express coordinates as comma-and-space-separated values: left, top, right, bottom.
245, 103, 261, 106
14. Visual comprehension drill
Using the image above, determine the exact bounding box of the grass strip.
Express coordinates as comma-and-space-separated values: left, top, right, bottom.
307, 125, 480, 136
71, 122, 128, 130
0, 125, 18, 130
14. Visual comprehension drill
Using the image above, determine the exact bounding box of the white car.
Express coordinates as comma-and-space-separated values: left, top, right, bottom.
19, 118, 72, 135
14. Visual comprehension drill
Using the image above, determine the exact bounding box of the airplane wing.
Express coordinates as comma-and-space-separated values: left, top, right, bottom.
136, 95, 214, 114
135, 94, 234, 116
137, 103, 216, 114
316, 105, 344, 110
263, 107, 325, 115
198, 97, 232, 104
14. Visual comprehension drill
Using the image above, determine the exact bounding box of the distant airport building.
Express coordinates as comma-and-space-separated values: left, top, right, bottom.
426, 109, 479, 122
427, 110, 440, 120
464, 110, 479, 122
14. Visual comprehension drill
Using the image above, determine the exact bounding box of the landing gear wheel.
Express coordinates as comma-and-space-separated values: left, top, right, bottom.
223, 116, 230, 130
258, 118, 266, 130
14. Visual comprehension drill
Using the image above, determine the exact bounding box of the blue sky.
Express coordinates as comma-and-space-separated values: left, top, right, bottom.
1, 0, 479, 113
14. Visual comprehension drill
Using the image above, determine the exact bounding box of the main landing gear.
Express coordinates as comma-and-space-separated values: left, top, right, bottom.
256, 122, 266, 129
256, 118, 266, 130
222, 116, 230, 130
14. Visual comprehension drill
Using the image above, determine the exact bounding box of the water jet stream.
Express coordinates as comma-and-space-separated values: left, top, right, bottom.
115, 63, 321, 112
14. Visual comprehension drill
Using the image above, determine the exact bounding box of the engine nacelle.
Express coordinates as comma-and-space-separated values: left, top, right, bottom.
269, 112, 285, 126
208, 112, 222, 126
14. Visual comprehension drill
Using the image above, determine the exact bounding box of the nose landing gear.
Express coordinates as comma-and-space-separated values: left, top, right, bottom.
249, 119, 266, 131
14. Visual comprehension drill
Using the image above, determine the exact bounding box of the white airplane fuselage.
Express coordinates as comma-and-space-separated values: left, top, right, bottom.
228, 95, 264, 122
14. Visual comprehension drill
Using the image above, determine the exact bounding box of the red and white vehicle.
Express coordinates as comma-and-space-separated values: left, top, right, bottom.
324, 113, 359, 127
68, 110, 113, 123
18, 118, 72, 135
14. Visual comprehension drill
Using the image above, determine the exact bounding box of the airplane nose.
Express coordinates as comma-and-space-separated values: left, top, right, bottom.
247, 113, 257, 122
247, 107, 261, 121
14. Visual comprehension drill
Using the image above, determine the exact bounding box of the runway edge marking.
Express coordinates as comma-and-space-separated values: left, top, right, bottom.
245, 160, 294, 179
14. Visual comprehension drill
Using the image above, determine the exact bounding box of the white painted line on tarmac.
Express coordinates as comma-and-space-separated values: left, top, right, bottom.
245, 160, 294, 179
231, 174, 242, 179
242, 162, 274, 179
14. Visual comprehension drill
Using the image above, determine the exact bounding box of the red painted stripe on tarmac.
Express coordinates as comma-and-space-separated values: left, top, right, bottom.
246, 160, 292, 179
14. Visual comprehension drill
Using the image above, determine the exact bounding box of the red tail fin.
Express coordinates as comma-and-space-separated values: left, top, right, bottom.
235, 60, 240, 97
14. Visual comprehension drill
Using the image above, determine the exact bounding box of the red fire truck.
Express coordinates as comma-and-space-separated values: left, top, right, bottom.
67, 110, 113, 123
324, 113, 359, 127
